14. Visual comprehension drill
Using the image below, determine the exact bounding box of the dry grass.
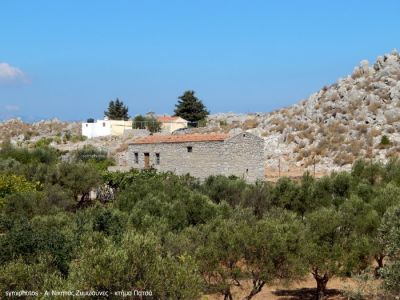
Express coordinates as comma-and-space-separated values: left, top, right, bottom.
349, 140, 364, 156
369, 128, 382, 137
261, 131, 270, 137
296, 148, 311, 161
368, 101, 381, 113
355, 124, 368, 135
242, 119, 259, 130
204, 275, 382, 300
386, 126, 395, 134
385, 113, 400, 124
115, 143, 129, 152
327, 121, 348, 135
286, 133, 295, 144
334, 152, 354, 166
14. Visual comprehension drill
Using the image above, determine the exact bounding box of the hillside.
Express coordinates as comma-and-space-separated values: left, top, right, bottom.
206, 49, 400, 174
1, 50, 400, 177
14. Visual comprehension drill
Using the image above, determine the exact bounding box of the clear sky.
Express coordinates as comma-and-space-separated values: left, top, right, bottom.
1, 0, 399, 121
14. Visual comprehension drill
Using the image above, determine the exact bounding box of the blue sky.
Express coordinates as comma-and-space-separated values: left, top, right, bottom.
1, 0, 399, 121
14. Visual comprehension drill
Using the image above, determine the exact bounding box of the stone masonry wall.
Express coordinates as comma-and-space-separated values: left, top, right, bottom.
223, 132, 265, 182
128, 133, 265, 181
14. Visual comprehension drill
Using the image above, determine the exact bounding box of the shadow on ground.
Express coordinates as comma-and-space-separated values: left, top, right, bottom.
273, 288, 342, 300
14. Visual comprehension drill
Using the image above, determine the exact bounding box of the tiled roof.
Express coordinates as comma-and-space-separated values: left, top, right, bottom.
132, 133, 229, 144
157, 116, 184, 122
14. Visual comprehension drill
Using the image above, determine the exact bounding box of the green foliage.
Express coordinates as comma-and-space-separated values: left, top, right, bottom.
379, 205, 400, 294
191, 212, 253, 298
219, 120, 228, 127
0, 142, 59, 165
352, 159, 384, 185
115, 173, 218, 231
0, 217, 74, 275
72, 145, 114, 170
2, 142, 400, 298
132, 114, 147, 129
174, 90, 209, 123
104, 98, 129, 120
201, 175, 247, 206
34, 137, 53, 148
49, 162, 102, 202
0, 256, 64, 294
67, 231, 201, 298
132, 115, 162, 133
0, 174, 39, 199
146, 116, 162, 133
241, 210, 307, 299
380, 135, 391, 146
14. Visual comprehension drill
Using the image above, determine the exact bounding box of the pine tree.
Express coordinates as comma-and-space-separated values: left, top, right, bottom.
174, 91, 209, 123
104, 98, 129, 120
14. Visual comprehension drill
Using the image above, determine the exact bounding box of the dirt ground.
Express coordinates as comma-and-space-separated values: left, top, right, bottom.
265, 167, 328, 182
203, 275, 379, 300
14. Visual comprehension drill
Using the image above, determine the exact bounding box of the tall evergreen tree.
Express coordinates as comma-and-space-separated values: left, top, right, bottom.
174, 91, 209, 123
104, 98, 129, 120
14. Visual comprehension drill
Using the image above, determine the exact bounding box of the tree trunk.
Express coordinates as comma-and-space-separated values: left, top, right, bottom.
223, 290, 233, 300
374, 254, 385, 278
243, 279, 265, 300
313, 272, 329, 300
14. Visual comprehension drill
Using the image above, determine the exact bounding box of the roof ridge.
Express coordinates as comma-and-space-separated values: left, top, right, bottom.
131, 132, 229, 144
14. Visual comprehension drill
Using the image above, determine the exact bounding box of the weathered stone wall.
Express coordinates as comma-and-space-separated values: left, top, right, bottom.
223, 132, 265, 182
128, 133, 265, 181
122, 128, 149, 137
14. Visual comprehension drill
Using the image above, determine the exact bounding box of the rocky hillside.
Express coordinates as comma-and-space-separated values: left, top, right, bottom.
206, 49, 400, 174
0, 118, 134, 166
1, 50, 400, 177
0, 118, 81, 145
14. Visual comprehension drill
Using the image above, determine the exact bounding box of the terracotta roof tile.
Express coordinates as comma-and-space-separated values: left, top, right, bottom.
132, 133, 229, 144
157, 116, 182, 122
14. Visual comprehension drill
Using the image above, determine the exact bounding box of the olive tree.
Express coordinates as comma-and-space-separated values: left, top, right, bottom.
305, 206, 371, 300
242, 210, 307, 299
379, 205, 400, 294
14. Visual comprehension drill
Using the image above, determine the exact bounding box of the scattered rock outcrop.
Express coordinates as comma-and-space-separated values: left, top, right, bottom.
2, 50, 400, 176
207, 50, 400, 174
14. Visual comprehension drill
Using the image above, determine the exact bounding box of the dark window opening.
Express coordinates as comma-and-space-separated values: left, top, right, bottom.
155, 153, 160, 165
102, 122, 106, 127
134, 152, 139, 164
243, 133, 246, 137
187, 146, 193, 153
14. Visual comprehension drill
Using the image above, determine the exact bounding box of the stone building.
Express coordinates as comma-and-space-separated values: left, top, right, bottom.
128, 132, 265, 181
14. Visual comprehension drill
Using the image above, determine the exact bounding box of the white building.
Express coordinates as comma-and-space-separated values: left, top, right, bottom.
82, 118, 133, 139
157, 116, 188, 133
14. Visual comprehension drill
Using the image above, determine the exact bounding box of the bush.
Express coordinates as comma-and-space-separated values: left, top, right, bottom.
132, 115, 147, 129
379, 205, 400, 294
72, 145, 114, 170
380, 135, 391, 146
242, 119, 259, 130
0, 174, 39, 199
219, 120, 228, 127
132, 115, 161, 133
0, 257, 64, 293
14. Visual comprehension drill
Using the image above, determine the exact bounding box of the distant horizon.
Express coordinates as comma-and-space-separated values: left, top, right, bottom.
1, 1, 400, 121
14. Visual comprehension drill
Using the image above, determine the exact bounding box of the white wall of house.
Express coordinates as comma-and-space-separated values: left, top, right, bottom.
82, 120, 133, 138
159, 117, 188, 133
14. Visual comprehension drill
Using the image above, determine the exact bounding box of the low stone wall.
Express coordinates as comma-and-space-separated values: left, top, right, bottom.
123, 128, 149, 138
